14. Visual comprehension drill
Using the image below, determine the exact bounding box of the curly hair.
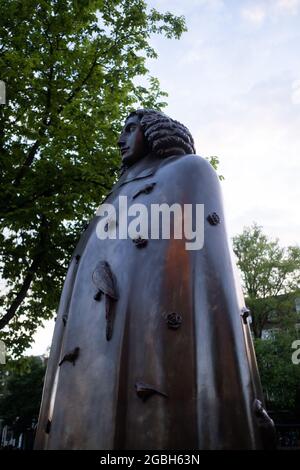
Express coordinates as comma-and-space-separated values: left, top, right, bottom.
126, 109, 196, 157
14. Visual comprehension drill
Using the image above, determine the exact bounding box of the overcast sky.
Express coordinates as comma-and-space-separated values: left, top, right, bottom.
27, 0, 300, 355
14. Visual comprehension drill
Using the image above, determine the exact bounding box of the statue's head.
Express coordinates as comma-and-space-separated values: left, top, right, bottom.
118, 109, 196, 167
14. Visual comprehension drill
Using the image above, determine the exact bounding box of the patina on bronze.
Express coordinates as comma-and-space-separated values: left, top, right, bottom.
35, 109, 275, 450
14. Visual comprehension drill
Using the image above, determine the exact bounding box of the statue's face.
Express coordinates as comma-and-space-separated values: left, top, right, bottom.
118, 114, 147, 166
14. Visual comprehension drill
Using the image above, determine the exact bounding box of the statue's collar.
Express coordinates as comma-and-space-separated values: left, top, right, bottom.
102, 153, 183, 202
118, 153, 161, 181
104, 154, 160, 198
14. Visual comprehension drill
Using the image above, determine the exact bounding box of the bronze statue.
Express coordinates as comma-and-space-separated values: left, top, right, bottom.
35, 109, 275, 449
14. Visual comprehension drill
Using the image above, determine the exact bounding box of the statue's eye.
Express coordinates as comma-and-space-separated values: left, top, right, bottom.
127, 124, 137, 132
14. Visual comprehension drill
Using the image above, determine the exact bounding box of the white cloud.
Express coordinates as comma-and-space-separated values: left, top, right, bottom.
194, 0, 224, 9
291, 80, 300, 104
241, 5, 266, 25
276, 0, 300, 14
241, 0, 300, 26
181, 49, 204, 65
191, 75, 300, 247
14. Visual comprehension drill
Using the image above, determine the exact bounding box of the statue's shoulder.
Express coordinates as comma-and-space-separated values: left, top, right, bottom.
159, 154, 218, 183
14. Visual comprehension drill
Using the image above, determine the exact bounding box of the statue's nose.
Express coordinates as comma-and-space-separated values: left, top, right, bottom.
118, 135, 126, 148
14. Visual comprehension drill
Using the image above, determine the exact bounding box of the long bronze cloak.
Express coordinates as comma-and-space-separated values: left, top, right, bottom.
35, 154, 270, 449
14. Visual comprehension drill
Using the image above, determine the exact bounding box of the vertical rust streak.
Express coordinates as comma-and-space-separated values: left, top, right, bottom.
161, 237, 198, 449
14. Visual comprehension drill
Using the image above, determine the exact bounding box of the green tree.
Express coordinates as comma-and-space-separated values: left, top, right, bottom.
233, 223, 300, 338
254, 330, 300, 410
0, 356, 46, 439
206, 155, 224, 181
0, 0, 186, 355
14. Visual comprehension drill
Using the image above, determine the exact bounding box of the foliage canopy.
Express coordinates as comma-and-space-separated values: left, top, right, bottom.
0, 0, 186, 355
233, 223, 300, 338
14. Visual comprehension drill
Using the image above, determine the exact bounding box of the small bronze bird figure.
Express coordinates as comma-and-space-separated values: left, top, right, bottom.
132, 182, 156, 199
253, 399, 276, 449
59, 347, 80, 366
92, 260, 118, 341
135, 382, 168, 402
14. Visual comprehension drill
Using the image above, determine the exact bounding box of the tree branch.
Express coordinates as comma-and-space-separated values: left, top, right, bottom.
57, 31, 135, 115
12, 59, 54, 187
12, 139, 41, 186
0, 216, 49, 330
57, 52, 99, 114
0, 253, 43, 329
